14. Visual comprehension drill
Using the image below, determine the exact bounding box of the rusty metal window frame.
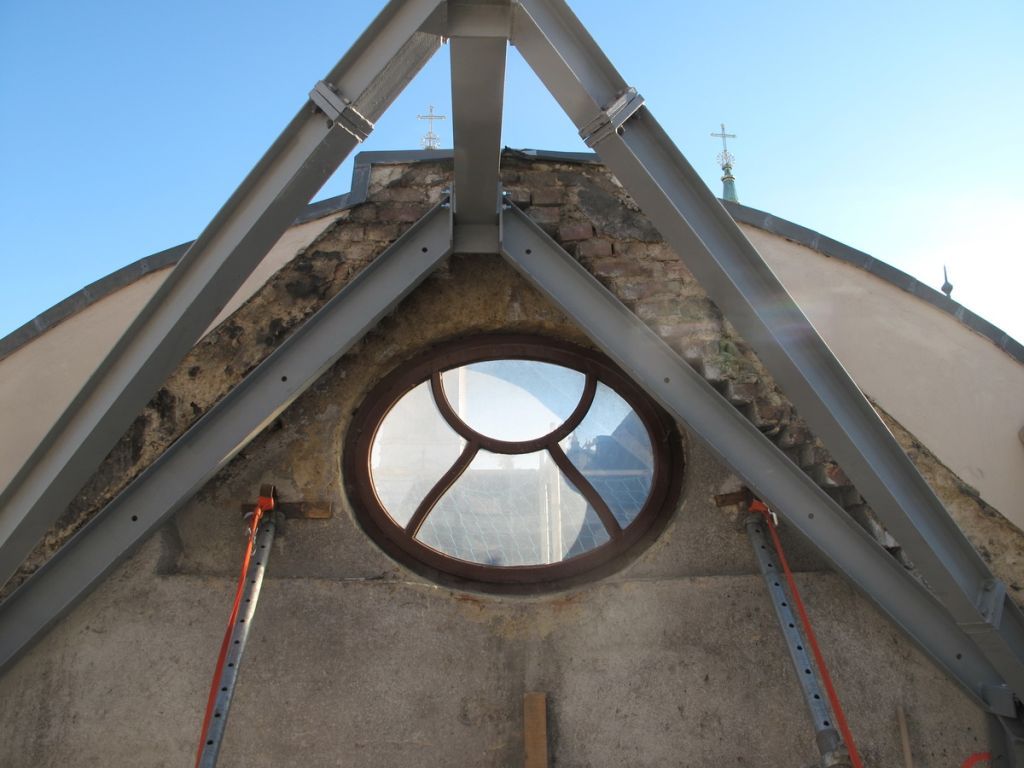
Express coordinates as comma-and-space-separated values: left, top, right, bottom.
344, 334, 682, 588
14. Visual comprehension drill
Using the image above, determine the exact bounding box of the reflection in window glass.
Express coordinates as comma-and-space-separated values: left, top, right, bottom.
370, 381, 463, 527
415, 450, 606, 565
440, 360, 586, 442
562, 382, 654, 528
557, 470, 611, 559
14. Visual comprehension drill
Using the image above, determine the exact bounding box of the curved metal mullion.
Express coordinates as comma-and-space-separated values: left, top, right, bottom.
405, 440, 480, 537
553, 373, 597, 440
547, 442, 622, 540
430, 371, 480, 445
429, 370, 597, 455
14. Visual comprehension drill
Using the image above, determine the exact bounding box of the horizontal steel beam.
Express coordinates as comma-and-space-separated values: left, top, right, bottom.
0, 205, 453, 674
500, 204, 1013, 716
444, 1, 512, 38
0, 0, 443, 590
511, 0, 1024, 700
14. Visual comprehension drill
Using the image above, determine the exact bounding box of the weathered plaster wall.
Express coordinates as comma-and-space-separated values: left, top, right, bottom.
0, 214, 342, 491
0, 158, 1006, 766
747, 225, 1024, 529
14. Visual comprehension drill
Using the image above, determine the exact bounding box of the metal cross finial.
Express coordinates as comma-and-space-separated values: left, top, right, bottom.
941, 265, 954, 297
417, 104, 447, 150
711, 122, 736, 169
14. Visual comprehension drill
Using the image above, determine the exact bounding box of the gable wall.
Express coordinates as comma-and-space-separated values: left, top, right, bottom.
0, 158, 1003, 767
2, 160, 1020, 534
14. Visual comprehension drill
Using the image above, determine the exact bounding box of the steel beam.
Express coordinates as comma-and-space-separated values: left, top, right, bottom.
746, 515, 849, 765
0, 0, 444, 589
0, 205, 452, 673
196, 514, 276, 768
450, 33, 507, 226
500, 204, 1013, 716
990, 713, 1024, 768
511, 0, 1024, 698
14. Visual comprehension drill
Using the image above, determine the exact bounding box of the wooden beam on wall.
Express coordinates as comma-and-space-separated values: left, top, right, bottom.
523, 691, 549, 768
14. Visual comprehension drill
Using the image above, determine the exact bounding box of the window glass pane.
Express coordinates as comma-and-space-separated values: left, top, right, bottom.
415, 449, 609, 565
439, 360, 585, 442
562, 382, 654, 528
370, 381, 464, 527
556, 470, 611, 560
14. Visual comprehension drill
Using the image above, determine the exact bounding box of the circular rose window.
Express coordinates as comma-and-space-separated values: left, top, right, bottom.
344, 335, 681, 586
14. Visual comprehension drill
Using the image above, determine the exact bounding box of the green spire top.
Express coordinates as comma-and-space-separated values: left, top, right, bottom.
711, 123, 739, 203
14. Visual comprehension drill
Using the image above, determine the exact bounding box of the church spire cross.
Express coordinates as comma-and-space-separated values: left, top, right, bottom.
711, 122, 736, 168
417, 104, 447, 150
711, 122, 739, 203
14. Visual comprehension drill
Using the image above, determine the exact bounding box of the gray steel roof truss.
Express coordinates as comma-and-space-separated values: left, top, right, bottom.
1, 1, 1021, 758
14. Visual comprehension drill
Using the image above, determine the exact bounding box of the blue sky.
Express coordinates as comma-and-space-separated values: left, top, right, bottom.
1, 1, 1022, 345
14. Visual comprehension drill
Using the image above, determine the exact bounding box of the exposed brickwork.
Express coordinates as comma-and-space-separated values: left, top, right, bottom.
557, 222, 594, 242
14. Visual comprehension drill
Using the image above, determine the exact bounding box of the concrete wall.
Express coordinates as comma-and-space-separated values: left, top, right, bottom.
0, 249, 989, 767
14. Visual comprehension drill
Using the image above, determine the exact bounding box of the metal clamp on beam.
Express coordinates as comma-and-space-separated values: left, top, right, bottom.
309, 81, 374, 141
578, 87, 644, 148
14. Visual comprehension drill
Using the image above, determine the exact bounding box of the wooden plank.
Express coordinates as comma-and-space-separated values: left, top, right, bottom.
897, 703, 915, 768
523, 691, 549, 768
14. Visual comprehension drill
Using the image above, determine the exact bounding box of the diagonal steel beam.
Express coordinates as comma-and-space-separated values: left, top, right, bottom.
511, 0, 1024, 700
0, 0, 444, 590
990, 713, 1024, 767
500, 204, 1014, 717
0, 204, 453, 674
449, 6, 508, 238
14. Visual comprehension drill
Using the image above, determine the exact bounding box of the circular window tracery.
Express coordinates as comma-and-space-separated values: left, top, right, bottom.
345, 335, 682, 586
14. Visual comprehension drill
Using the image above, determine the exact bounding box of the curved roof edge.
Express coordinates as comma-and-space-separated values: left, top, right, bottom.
722, 200, 1024, 365
2, 149, 1020, 367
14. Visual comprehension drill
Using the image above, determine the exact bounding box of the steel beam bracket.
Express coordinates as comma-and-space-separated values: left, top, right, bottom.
579, 87, 644, 148
238, 501, 333, 520
984, 684, 1018, 718
961, 579, 1009, 635
309, 81, 374, 141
